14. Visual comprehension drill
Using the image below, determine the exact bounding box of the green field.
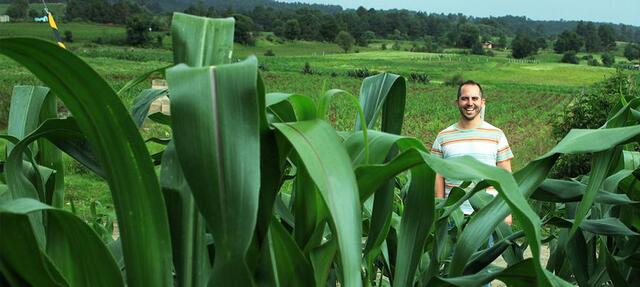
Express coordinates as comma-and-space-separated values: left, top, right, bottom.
0, 3, 66, 16
1, 21, 636, 217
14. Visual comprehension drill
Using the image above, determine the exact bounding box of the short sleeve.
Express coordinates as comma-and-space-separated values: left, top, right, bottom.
430, 137, 444, 158
496, 132, 514, 162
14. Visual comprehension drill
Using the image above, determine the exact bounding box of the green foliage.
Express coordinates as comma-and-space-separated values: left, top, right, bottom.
444, 73, 465, 86
561, 51, 579, 64
602, 52, 615, 67
554, 31, 583, 53
232, 13, 256, 46
335, 30, 355, 53
126, 14, 153, 46
511, 34, 538, 59
301, 61, 316, 75
587, 58, 599, 66
5, 0, 27, 19
63, 30, 74, 43
624, 43, 640, 62
264, 49, 275, 56
551, 70, 639, 178
408, 72, 431, 84
346, 67, 376, 78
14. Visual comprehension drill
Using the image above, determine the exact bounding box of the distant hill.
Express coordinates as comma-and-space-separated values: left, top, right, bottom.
154, 0, 342, 14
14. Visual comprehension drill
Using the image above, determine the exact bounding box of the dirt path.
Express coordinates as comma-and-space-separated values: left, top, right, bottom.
491, 244, 551, 286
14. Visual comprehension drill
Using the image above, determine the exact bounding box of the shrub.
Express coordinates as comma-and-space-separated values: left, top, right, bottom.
392, 41, 401, 50
561, 51, 579, 64
601, 53, 615, 67
330, 71, 338, 77
346, 67, 376, 78
264, 49, 275, 56
258, 63, 268, 71
301, 62, 315, 75
444, 73, 464, 86
408, 72, 431, 84
581, 54, 594, 60
587, 58, 599, 66
64, 30, 74, 43
485, 49, 495, 57
551, 70, 638, 178
381, 43, 387, 50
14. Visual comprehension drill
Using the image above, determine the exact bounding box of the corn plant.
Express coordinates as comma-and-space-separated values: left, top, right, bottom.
0, 12, 639, 287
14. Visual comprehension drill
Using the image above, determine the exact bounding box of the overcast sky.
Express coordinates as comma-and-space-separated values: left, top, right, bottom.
280, 0, 640, 26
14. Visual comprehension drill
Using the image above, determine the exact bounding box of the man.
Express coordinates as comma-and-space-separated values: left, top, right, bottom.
431, 80, 513, 224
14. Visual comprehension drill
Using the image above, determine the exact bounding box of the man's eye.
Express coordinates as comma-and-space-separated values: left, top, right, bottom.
472, 97, 479, 101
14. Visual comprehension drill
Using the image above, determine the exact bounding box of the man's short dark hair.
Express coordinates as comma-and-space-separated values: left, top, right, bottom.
457, 80, 484, 99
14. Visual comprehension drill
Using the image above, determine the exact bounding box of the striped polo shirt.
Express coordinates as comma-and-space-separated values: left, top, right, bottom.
431, 121, 514, 214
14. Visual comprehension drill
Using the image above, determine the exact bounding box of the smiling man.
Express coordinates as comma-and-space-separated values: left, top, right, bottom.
431, 80, 513, 224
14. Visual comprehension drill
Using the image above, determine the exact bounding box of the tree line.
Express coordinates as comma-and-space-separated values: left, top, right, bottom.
4, 0, 640, 60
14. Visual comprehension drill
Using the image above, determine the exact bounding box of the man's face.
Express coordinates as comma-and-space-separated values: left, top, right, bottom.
456, 84, 485, 121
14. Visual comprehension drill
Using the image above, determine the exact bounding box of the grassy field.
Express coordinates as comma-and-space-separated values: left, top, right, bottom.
0, 3, 66, 16
1, 21, 637, 219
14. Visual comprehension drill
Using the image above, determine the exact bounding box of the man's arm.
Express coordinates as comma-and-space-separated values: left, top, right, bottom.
497, 159, 512, 172
497, 159, 513, 224
435, 173, 445, 198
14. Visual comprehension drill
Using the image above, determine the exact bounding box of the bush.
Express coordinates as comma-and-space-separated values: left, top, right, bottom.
408, 72, 431, 84
587, 58, 599, 66
381, 43, 387, 50
581, 54, 594, 61
258, 63, 268, 72
126, 14, 153, 46
392, 41, 401, 50
485, 50, 495, 57
264, 49, 275, 56
561, 51, 579, 64
551, 70, 638, 178
64, 30, 74, 43
444, 74, 464, 86
330, 71, 338, 77
601, 53, 615, 67
301, 62, 316, 75
346, 67, 376, 78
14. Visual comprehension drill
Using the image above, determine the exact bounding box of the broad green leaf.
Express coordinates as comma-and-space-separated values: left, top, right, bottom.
37, 91, 64, 207
0, 198, 123, 286
117, 64, 171, 95
310, 239, 338, 287
160, 141, 210, 287
171, 12, 234, 67
533, 178, 637, 204
265, 217, 315, 287
546, 217, 639, 236
355, 73, 406, 135
167, 57, 260, 286
266, 93, 317, 122
6, 85, 49, 154
0, 37, 173, 286
273, 120, 362, 287
130, 88, 168, 127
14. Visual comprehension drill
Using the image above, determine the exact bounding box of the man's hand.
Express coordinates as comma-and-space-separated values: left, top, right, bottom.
504, 214, 513, 225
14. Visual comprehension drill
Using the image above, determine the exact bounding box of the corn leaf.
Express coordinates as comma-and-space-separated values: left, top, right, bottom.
171, 12, 234, 67
0, 198, 123, 286
0, 37, 173, 286
166, 58, 261, 286
273, 120, 362, 287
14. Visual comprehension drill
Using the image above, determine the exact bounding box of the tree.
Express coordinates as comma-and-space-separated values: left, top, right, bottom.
583, 22, 601, 52
554, 31, 583, 53
598, 25, 617, 50
233, 14, 256, 46
624, 44, 640, 61
561, 51, 579, 64
535, 37, 547, 50
601, 53, 615, 67
456, 23, 479, 48
5, 0, 29, 19
319, 15, 338, 42
470, 40, 484, 55
356, 30, 375, 47
511, 34, 537, 58
284, 19, 301, 40
126, 14, 152, 46
335, 30, 355, 53
497, 34, 507, 49
28, 9, 40, 19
